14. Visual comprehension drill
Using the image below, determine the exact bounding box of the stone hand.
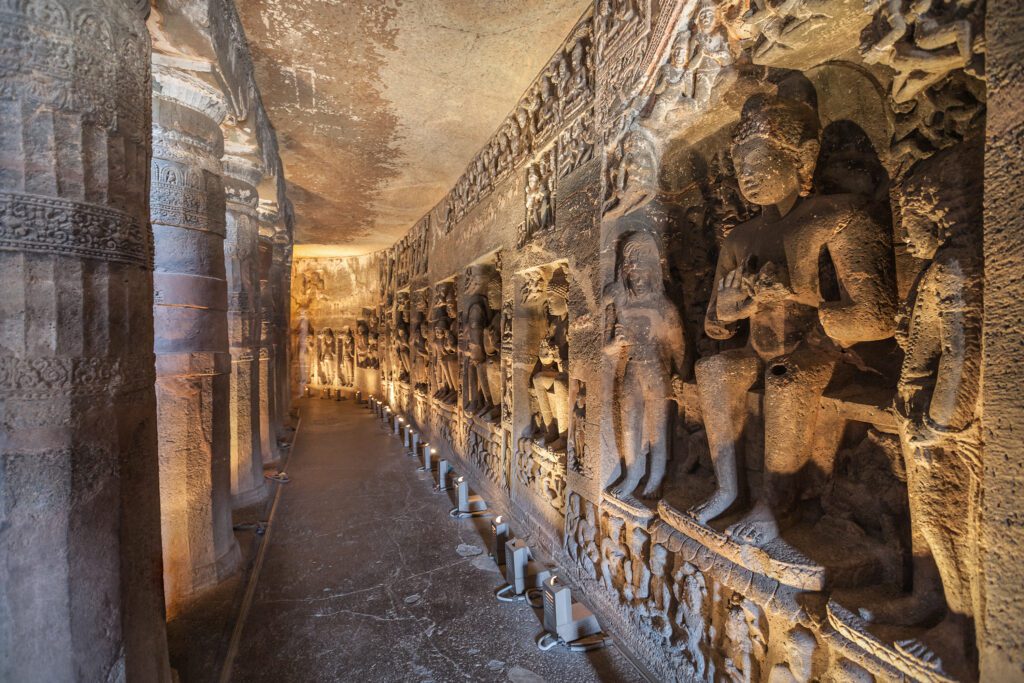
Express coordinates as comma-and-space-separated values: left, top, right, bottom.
716, 267, 756, 321
671, 374, 686, 405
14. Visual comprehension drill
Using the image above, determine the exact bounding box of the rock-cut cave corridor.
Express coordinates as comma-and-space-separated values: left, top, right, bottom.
1, 1, 1023, 682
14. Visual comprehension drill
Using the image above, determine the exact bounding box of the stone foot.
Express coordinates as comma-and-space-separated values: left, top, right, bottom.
726, 501, 780, 546
858, 590, 945, 626
687, 486, 735, 525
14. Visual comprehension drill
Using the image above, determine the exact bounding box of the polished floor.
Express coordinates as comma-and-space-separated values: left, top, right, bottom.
215, 397, 644, 682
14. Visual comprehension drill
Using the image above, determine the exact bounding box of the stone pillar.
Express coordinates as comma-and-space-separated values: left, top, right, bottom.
257, 224, 277, 464
150, 65, 240, 616
0, 2, 170, 680
981, 2, 1024, 677
223, 153, 266, 507
272, 222, 293, 428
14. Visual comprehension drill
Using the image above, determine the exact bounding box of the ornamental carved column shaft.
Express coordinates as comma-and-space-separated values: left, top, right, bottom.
150, 66, 240, 616
223, 154, 266, 507
0, 1, 170, 681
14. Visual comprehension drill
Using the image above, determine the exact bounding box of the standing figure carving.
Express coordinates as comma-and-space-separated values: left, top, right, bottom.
297, 312, 312, 394
525, 162, 554, 244
482, 269, 504, 420
673, 562, 710, 679
464, 264, 500, 419
690, 87, 897, 546
395, 292, 412, 383
600, 516, 629, 601
858, 145, 982, 679
340, 326, 355, 387
603, 232, 686, 500
526, 267, 570, 452
432, 283, 459, 403
319, 329, 337, 388
355, 316, 370, 369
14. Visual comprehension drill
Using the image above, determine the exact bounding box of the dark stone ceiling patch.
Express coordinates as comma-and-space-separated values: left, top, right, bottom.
238, 0, 592, 255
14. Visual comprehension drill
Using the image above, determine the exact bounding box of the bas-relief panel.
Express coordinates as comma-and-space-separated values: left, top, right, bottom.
306, 0, 991, 679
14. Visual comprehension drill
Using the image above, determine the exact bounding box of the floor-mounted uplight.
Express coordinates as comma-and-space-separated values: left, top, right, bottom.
491, 516, 509, 567
496, 538, 549, 605
450, 475, 489, 518
537, 573, 606, 651
417, 444, 433, 472
434, 458, 450, 492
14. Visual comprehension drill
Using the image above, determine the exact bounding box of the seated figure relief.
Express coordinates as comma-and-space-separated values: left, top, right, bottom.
689, 84, 898, 547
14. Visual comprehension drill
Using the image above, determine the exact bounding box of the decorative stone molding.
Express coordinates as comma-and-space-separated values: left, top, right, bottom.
0, 191, 151, 267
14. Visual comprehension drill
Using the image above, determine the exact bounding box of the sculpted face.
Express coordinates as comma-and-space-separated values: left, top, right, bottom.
625, 262, 654, 297
696, 8, 717, 33
902, 205, 941, 260
734, 139, 802, 207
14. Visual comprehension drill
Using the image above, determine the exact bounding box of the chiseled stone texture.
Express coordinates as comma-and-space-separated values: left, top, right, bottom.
0, 0, 170, 680
151, 65, 240, 616
981, 0, 1024, 677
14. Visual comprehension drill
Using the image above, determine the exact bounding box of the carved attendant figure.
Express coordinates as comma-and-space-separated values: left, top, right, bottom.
691, 88, 897, 546
341, 326, 355, 386
600, 516, 629, 602
530, 268, 570, 451
603, 232, 687, 499
464, 264, 497, 417
859, 145, 982, 678
525, 165, 553, 238
395, 293, 412, 382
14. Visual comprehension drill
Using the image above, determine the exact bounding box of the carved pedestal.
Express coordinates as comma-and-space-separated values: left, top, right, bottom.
151, 67, 242, 616
0, 2, 170, 680
224, 154, 266, 507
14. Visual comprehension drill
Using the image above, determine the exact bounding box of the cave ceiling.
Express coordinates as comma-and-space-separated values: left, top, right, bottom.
237, 0, 592, 257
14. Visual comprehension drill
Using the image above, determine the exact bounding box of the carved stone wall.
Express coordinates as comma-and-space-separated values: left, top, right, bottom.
294, 0, 1019, 680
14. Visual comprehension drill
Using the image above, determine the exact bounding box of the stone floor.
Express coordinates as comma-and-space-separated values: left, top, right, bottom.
205, 397, 647, 683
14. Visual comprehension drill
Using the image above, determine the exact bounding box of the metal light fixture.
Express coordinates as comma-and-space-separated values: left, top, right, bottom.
434, 458, 450, 492
417, 444, 433, 472
490, 516, 509, 567
450, 475, 488, 518
496, 538, 549, 604
537, 573, 604, 651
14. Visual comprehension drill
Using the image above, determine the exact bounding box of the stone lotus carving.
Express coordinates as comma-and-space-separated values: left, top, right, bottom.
690, 85, 897, 547
603, 232, 687, 500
